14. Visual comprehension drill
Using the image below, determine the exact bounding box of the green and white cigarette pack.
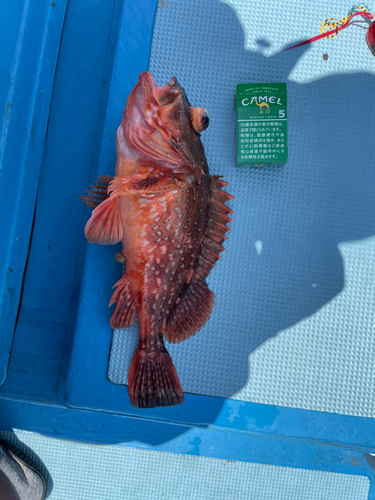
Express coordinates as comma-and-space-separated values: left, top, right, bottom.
237, 83, 288, 167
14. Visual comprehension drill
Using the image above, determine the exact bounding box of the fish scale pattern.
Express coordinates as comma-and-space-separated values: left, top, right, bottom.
109, 0, 375, 416
0, 431, 370, 500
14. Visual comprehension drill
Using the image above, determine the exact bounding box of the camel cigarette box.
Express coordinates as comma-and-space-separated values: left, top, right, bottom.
236, 83, 288, 167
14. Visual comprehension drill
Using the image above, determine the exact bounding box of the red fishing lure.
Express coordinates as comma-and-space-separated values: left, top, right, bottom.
286, 5, 375, 56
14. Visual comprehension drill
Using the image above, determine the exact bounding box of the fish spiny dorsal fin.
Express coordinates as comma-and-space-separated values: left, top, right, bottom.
196, 176, 234, 280
79, 175, 113, 209
109, 274, 136, 329
164, 176, 234, 344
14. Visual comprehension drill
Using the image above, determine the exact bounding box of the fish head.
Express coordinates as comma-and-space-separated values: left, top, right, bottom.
121, 72, 210, 180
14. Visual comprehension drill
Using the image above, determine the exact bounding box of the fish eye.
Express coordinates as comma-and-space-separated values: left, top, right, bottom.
190, 107, 210, 133
201, 110, 210, 129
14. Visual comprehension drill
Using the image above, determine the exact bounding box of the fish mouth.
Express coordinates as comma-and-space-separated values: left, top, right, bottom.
134, 72, 205, 179
138, 72, 181, 107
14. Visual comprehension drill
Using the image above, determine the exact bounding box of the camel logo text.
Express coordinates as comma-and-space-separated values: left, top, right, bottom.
241, 96, 282, 106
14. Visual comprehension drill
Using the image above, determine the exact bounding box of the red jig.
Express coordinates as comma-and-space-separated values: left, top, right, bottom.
286, 5, 375, 57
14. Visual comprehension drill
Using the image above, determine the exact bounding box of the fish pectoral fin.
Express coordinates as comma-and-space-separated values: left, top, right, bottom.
85, 196, 123, 245
79, 175, 113, 209
108, 172, 184, 198
165, 275, 215, 344
109, 274, 136, 329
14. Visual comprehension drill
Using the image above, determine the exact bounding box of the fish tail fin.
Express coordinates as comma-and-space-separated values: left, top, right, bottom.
128, 346, 184, 408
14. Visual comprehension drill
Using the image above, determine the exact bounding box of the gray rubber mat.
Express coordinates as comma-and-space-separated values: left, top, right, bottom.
0, 431, 370, 500
109, 0, 375, 416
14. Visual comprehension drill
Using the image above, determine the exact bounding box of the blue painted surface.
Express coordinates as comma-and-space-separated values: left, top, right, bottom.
0, 0, 68, 384
0, 0, 121, 403
64, 0, 158, 406
0, 399, 375, 498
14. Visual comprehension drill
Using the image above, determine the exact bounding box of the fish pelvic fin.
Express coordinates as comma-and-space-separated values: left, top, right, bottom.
109, 275, 136, 329
128, 346, 184, 408
165, 275, 215, 344
79, 175, 113, 209
85, 196, 123, 245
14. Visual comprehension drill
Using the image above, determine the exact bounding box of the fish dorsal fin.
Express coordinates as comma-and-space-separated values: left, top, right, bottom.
109, 274, 136, 329
165, 176, 234, 344
85, 196, 123, 245
79, 175, 113, 209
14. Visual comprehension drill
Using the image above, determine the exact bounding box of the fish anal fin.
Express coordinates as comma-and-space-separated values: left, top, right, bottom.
85, 196, 123, 245
109, 274, 136, 329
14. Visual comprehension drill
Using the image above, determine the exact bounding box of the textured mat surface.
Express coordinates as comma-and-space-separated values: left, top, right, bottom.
0, 431, 370, 500
109, 0, 375, 416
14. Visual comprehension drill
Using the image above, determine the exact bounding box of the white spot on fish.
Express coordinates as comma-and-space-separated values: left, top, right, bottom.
312, 283, 318, 288
156, 238, 161, 242
157, 278, 162, 286
164, 237, 169, 241
153, 225, 159, 230
255, 240, 262, 255
186, 189, 190, 193
140, 230, 146, 237
166, 225, 171, 231
157, 231, 161, 236
177, 196, 182, 202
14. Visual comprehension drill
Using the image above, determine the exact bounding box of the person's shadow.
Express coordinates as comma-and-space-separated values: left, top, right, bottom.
108, 0, 375, 410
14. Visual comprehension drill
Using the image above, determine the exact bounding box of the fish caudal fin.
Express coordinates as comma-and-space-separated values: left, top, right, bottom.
128, 347, 184, 408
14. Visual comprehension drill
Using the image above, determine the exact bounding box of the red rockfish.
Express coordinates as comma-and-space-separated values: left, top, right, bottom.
80, 72, 234, 408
